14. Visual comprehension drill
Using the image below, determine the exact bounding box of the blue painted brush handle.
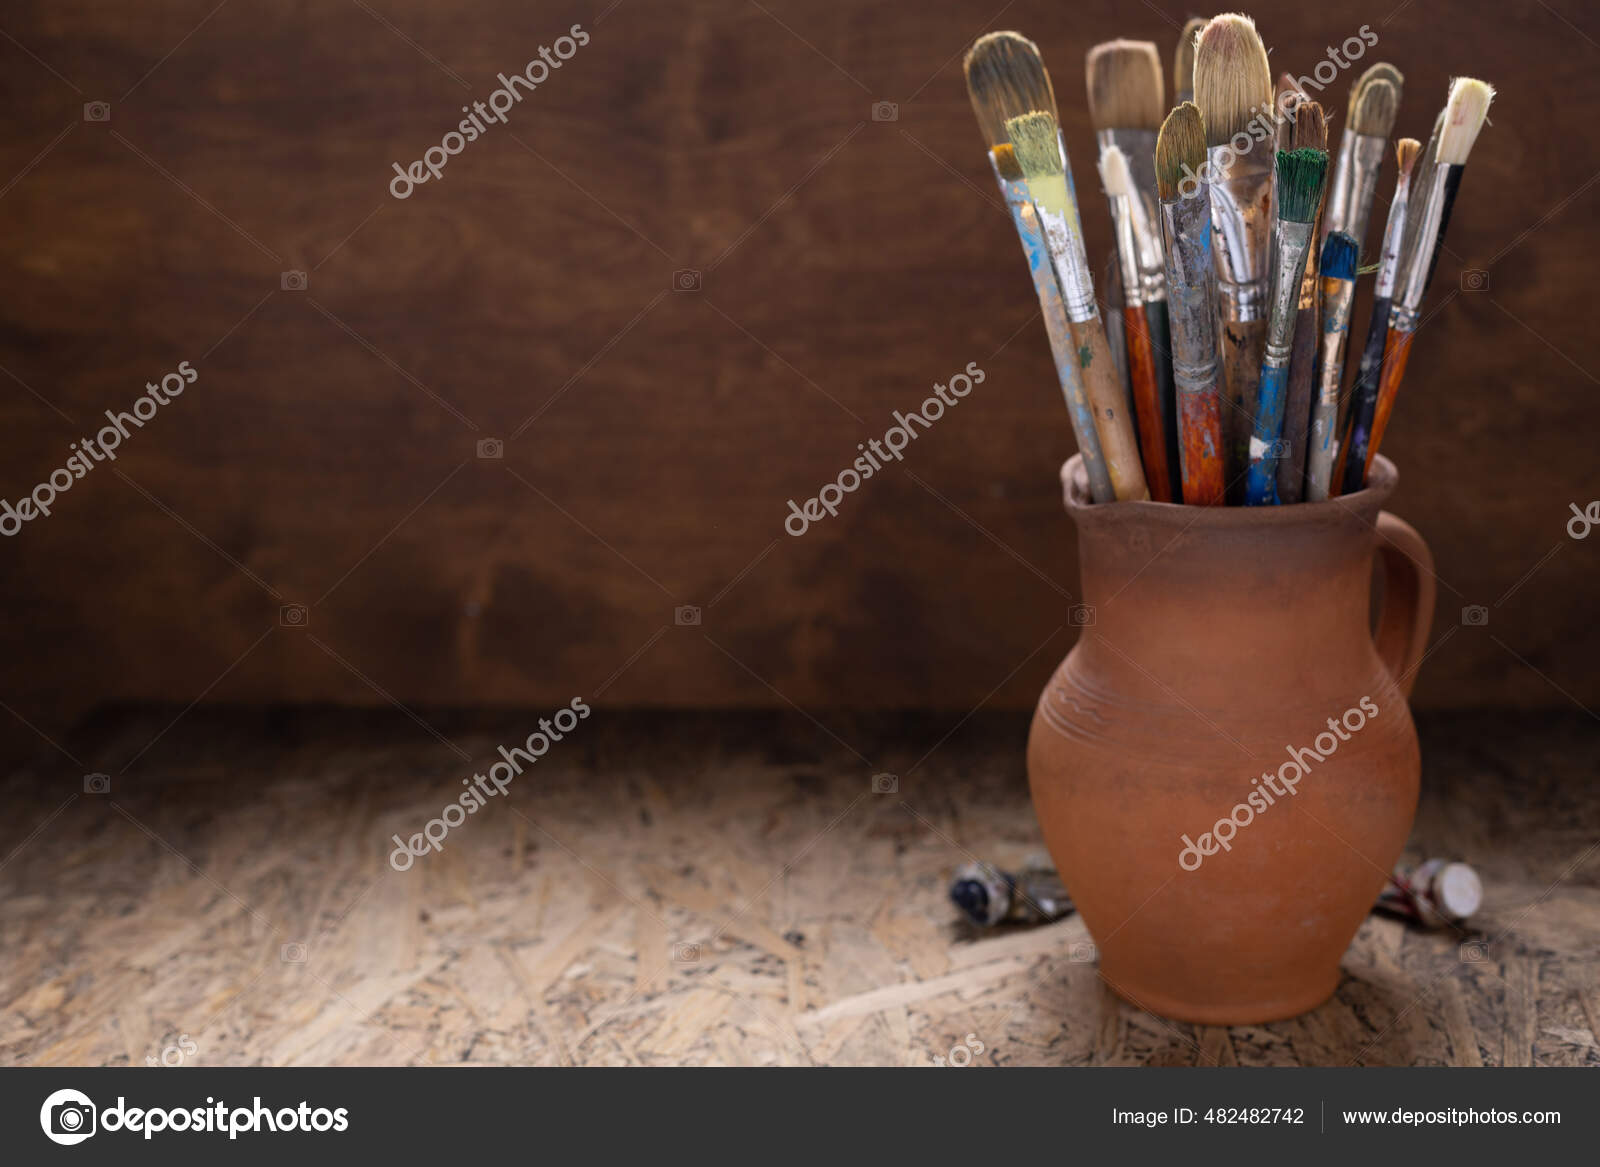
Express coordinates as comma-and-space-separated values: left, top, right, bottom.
1245, 362, 1291, 506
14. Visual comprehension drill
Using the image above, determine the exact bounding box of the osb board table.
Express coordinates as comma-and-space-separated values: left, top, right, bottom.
1, 708, 1596, 1067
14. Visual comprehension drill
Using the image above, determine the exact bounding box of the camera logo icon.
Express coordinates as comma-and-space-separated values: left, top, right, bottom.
1270, 439, 1291, 459
280, 270, 308, 291
871, 772, 898, 794
672, 269, 702, 292
674, 605, 701, 626
40, 1088, 97, 1145
673, 942, 701, 963
1459, 939, 1489, 963
1069, 603, 1097, 627
1068, 940, 1098, 963
871, 100, 899, 122
476, 437, 504, 460
1461, 269, 1489, 292
83, 102, 110, 122
280, 941, 308, 963
1461, 604, 1489, 627
83, 772, 111, 794
279, 603, 308, 628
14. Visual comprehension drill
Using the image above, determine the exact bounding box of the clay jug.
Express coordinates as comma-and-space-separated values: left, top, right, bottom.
1027, 454, 1435, 1024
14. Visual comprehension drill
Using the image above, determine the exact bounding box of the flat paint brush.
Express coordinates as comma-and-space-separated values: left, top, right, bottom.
1305, 231, 1359, 500
1364, 77, 1494, 478
1323, 66, 1401, 257
964, 32, 1115, 503
1008, 110, 1149, 501
1194, 13, 1275, 502
1173, 18, 1205, 106
1336, 137, 1420, 495
1088, 40, 1179, 499
1156, 102, 1226, 505
1101, 144, 1175, 501
1244, 147, 1329, 505
1277, 100, 1327, 503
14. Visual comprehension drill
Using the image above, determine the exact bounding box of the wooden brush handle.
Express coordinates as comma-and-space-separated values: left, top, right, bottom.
1364, 328, 1415, 478
1276, 303, 1319, 504
1220, 317, 1267, 503
1177, 381, 1227, 506
1068, 315, 1149, 502
1122, 304, 1174, 503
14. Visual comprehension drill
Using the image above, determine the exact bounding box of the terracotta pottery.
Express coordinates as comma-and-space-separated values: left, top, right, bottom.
1027, 454, 1435, 1024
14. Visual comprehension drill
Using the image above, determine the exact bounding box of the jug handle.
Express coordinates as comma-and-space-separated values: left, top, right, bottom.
1373, 511, 1436, 698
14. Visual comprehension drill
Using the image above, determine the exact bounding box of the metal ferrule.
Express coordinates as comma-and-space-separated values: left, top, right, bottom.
1159, 194, 1220, 397
1263, 219, 1315, 367
1315, 277, 1357, 405
1324, 128, 1386, 247
1109, 194, 1143, 306
1033, 201, 1097, 322
1373, 179, 1412, 301
1389, 302, 1420, 333
1395, 162, 1451, 314
1097, 129, 1167, 303
1204, 146, 1273, 322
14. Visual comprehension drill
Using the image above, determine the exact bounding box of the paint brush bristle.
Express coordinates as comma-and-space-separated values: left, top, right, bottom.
1007, 110, 1065, 182
1438, 77, 1495, 165
1097, 142, 1132, 198
1350, 77, 1398, 138
1395, 136, 1421, 180
1290, 100, 1327, 152
1155, 101, 1207, 202
1276, 148, 1329, 223
1174, 18, 1205, 98
1194, 13, 1272, 147
1086, 39, 1164, 131
964, 31, 1058, 147
1354, 62, 1404, 102
1321, 230, 1358, 281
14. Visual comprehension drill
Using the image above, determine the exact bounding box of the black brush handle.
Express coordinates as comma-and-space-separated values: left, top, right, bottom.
1420, 167, 1464, 295
1339, 293, 1392, 495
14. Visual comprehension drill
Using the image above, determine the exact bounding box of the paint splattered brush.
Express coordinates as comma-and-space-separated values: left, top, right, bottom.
964, 32, 1115, 503
1156, 102, 1226, 505
1008, 110, 1149, 501
1336, 137, 1421, 495
1101, 143, 1174, 501
1277, 100, 1327, 503
1363, 78, 1494, 479
1194, 13, 1275, 502
1088, 40, 1179, 499
1244, 147, 1329, 505
1305, 231, 1359, 500
1323, 65, 1401, 257
1173, 18, 1205, 106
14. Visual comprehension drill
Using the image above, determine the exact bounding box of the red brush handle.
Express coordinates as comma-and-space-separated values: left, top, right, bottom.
1365, 328, 1416, 478
1123, 304, 1174, 503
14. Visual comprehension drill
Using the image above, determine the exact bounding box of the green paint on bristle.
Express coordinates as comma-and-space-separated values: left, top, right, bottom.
1275, 147, 1328, 224
1006, 111, 1063, 181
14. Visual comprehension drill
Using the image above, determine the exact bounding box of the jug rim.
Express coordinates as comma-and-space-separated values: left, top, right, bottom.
1062, 454, 1398, 524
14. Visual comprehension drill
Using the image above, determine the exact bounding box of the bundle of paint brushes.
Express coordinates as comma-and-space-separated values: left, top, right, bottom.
962, 15, 1494, 505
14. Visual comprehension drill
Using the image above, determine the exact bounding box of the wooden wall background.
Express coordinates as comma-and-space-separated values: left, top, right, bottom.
0, 0, 1594, 736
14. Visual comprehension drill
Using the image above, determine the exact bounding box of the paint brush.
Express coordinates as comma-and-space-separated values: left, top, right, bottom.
1101, 143, 1175, 501
1173, 18, 1205, 106
1305, 231, 1359, 500
1008, 110, 1149, 501
1156, 102, 1226, 506
1194, 13, 1275, 502
1244, 147, 1329, 505
964, 33, 1115, 503
1277, 100, 1327, 503
1323, 65, 1401, 258
1363, 78, 1494, 479
1336, 137, 1421, 495
1088, 40, 1179, 498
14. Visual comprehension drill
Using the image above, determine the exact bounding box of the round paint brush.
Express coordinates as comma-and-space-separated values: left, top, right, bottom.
1323, 64, 1402, 257
1173, 18, 1205, 107
1007, 110, 1149, 501
1336, 137, 1421, 495
1101, 143, 1174, 501
1305, 231, 1359, 501
1194, 13, 1275, 502
1278, 100, 1328, 504
1363, 78, 1494, 479
964, 33, 1115, 503
1244, 147, 1330, 506
1156, 102, 1226, 506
